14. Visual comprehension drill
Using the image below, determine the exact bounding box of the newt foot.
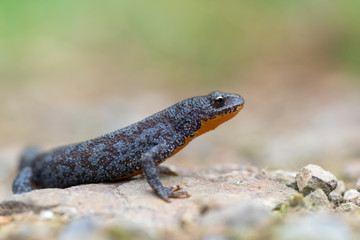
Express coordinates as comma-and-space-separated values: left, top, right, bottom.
159, 185, 191, 202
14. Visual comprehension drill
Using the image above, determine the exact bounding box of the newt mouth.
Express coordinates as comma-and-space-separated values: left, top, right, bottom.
235, 104, 244, 112
196, 103, 244, 137
223, 103, 244, 115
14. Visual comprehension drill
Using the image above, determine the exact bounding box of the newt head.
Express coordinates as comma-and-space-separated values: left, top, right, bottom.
206, 91, 244, 119
193, 91, 244, 137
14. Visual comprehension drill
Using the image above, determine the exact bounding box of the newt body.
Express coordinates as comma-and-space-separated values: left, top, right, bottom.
13, 91, 244, 201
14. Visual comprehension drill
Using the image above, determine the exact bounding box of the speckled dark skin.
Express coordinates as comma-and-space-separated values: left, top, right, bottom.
13, 91, 244, 201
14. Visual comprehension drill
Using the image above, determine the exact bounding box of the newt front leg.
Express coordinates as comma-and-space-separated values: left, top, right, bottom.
140, 144, 190, 202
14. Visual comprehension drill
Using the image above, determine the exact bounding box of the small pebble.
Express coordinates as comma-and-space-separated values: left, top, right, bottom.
296, 164, 338, 196
304, 189, 332, 210
329, 192, 343, 205
343, 189, 360, 201
40, 210, 55, 220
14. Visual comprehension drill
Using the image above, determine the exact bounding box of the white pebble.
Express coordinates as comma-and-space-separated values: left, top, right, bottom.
40, 210, 55, 220
343, 189, 360, 201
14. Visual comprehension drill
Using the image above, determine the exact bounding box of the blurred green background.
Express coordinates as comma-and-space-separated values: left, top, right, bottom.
1, 0, 360, 88
1, 0, 360, 198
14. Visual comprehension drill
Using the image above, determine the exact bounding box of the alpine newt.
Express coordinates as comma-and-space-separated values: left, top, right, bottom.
12, 91, 244, 201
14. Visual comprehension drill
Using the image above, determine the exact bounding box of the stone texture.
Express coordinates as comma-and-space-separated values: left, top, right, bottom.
329, 192, 343, 206
267, 170, 298, 190
296, 164, 338, 196
304, 189, 332, 210
333, 180, 346, 195
329, 180, 346, 206
0, 165, 296, 228
2, 165, 360, 239
336, 202, 359, 212
5, 164, 360, 240
343, 189, 360, 204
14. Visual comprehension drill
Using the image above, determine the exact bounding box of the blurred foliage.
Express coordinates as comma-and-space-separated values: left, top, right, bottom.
0, 0, 359, 88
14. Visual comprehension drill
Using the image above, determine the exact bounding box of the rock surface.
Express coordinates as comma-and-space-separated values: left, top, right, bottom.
296, 164, 338, 196
3, 164, 360, 240
267, 170, 298, 190
0, 165, 296, 239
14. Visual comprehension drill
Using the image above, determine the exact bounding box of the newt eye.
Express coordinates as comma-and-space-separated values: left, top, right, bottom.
214, 95, 225, 107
